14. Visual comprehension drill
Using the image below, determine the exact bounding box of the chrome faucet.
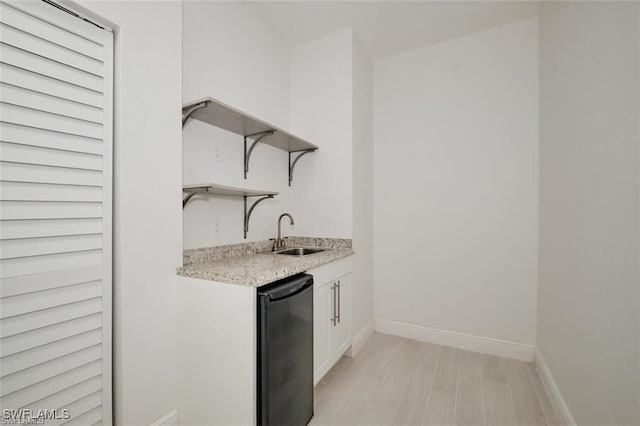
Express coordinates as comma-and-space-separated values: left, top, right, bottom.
274, 213, 295, 251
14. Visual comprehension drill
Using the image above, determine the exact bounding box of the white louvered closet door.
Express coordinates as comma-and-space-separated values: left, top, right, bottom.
0, 0, 113, 424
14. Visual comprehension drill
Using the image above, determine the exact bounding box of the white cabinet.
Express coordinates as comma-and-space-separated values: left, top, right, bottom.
309, 257, 353, 384
176, 255, 353, 424
329, 273, 351, 357
313, 281, 332, 380
176, 275, 257, 426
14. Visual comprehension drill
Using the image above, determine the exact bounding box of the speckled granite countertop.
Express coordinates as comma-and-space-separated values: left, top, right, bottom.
177, 237, 354, 287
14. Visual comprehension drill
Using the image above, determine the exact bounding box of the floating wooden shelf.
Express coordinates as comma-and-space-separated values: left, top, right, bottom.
182, 183, 278, 239
183, 183, 278, 200
182, 97, 317, 184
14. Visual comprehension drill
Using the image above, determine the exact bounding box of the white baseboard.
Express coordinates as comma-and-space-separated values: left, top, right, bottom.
374, 319, 535, 361
150, 410, 178, 426
345, 319, 374, 358
534, 349, 576, 426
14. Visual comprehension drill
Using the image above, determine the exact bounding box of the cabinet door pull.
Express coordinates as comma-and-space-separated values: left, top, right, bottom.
331, 283, 337, 326
337, 280, 341, 324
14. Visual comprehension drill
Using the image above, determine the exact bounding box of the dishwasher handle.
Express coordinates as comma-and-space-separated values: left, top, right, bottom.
259, 274, 314, 302
268, 281, 313, 301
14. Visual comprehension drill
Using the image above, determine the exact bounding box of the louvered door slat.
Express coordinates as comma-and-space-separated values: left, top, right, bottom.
0, 121, 103, 155
63, 403, 102, 426
0, 43, 103, 91
1, 280, 101, 318
0, 103, 103, 138
2, 299, 102, 337
1, 344, 101, 396
0, 266, 101, 297
0, 3, 102, 60
1, 83, 103, 123
0, 162, 101, 186
0, 181, 103, 203
1, 313, 102, 358
2, 0, 105, 45
21, 375, 102, 413
0, 1, 112, 423
0, 63, 103, 108
0, 142, 101, 172
60, 392, 102, 423
0, 142, 102, 171
1, 251, 102, 279
0, 360, 101, 409
0, 329, 101, 377
0, 201, 102, 220
0, 218, 102, 240
0, 23, 103, 76
0, 234, 102, 259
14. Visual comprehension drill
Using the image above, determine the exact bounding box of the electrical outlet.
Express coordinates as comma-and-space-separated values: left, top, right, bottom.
211, 145, 222, 162
212, 220, 220, 237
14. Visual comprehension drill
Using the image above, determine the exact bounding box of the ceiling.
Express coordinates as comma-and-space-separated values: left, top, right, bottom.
243, 1, 542, 60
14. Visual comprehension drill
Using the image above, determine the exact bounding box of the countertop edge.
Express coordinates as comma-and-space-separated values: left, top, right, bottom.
177, 248, 354, 287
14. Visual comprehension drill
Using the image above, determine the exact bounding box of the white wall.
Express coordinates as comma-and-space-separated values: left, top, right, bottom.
289, 28, 373, 338
351, 36, 374, 335
538, 3, 639, 424
75, 1, 182, 424
373, 18, 539, 347
182, 2, 289, 129
183, 8, 358, 249
182, 2, 293, 248
289, 29, 354, 239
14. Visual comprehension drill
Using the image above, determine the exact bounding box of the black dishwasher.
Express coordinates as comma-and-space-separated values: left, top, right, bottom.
257, 273, 314, 426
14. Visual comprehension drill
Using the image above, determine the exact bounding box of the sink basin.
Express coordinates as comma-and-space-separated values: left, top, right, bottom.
274, 247, 327, 256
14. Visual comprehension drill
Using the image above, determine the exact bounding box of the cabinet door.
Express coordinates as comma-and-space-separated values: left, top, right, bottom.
313, 282, 331, 384
329, 273, 351, 359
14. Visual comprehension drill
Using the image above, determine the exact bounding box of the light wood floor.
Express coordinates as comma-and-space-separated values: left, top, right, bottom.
312, 333, 562, 426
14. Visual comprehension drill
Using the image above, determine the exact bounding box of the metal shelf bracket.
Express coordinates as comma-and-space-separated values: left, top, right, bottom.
288, 149, 316, 186
182, 186, 212, 208
244, 194, 275, 239
182, 101, 209, 128
244, 130, 275, 179
182, 191, 200, 208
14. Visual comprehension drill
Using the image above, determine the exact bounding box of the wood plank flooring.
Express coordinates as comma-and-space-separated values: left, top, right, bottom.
312, 333, 563, 426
